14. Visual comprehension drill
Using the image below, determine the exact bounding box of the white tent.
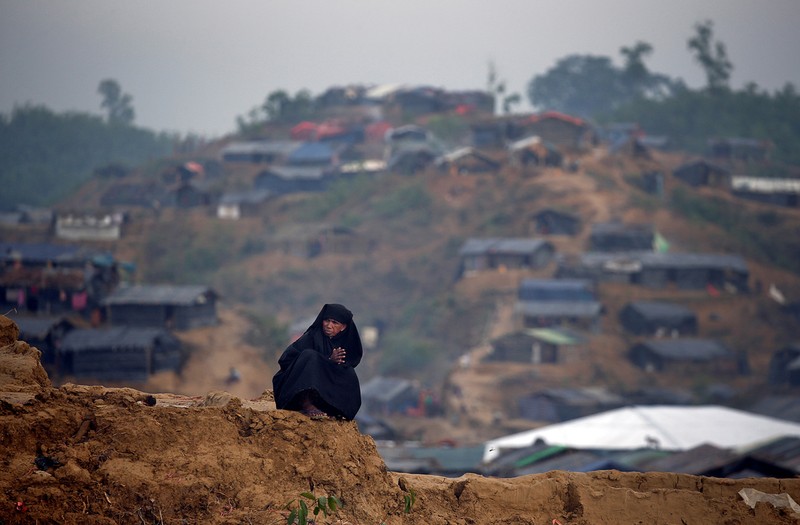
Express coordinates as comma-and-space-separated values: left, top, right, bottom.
483, 405, 800, 462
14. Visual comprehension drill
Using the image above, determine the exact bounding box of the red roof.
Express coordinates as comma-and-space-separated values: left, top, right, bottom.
290, 121, 318, 140
315, 121, 347, 140
183, 161, 204, 175
455, 104, 476, 115
525, 111, 586, 127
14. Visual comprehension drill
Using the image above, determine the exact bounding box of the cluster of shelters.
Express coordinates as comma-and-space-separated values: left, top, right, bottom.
627, 338, 744, 375
449, 189, 790, 458
212, 106, 615, 226
373, 405, 800, 479
480, 405, 800, 478
13, 282, 218, 383
97, 161, 219, 213
456, 213, 756, 381
589, 222, 655, 252
514, 278, 603, 333
556, 251, 750, 292
618, 300, 698, 336
358, 375, 442, 419
673, 158, 800, 209
219, 111, 590, 211
488, 327, 586, 365
5, 242, 219, 384
458, 237, 554, 277
0, 242, 121, 318
0, 204, 53, 229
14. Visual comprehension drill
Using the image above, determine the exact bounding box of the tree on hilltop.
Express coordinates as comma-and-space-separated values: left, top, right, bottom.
687, 19, 733, 92
98, 79, 135, 126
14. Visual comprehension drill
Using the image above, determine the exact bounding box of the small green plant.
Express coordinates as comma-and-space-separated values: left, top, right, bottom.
285, 492, 341, 525
403, 488, 417, 514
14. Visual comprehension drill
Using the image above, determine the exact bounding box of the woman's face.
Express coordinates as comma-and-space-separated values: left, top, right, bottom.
322, 318, 346, 338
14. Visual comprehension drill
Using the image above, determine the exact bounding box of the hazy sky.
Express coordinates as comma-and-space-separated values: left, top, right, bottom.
2, 0, 799, 137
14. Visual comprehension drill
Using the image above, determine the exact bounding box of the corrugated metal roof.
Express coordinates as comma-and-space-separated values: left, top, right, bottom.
518, 279, 596, 301
0, 242, 103, 265
515, 300, 602, 318
219, 190, 271, 205
102, 284, 215, 306
361, 376, 415, 403
626, 301, 695, 319
287, 142, 336, 164
640, 443, 737, 475
458, 238, 497, 255
61, 326, 175, 352
576, 251, 748, 273
637, 338, 732, 360
746, 436, 800, 473
591, 222, 654, 235
12, 316, 68, 338
674, 159, 730, 175
530, 387, 624, 406
641, 252, 749, 272
520, 278, 593, 291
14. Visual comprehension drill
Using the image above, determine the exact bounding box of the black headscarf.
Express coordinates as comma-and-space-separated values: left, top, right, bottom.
319, 303, 353, 325
272, 303, 363, 419
298, 303, 363, 367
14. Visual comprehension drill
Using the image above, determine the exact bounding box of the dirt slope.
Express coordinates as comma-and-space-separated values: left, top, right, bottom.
3, 316, 800, 525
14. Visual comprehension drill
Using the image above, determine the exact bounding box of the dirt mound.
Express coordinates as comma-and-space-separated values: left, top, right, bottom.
2, 316, 799, 524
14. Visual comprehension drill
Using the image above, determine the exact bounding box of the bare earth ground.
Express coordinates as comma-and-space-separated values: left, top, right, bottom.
3, 316, 800, 525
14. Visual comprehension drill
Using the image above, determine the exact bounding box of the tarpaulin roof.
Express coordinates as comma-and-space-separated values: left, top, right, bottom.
459, 238, 552, 256
483, 405, 800, 462
525, 327, 582, 345
524, 111, 586, 127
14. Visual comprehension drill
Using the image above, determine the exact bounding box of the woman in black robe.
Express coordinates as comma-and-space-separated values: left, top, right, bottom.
272, 303, 363, 420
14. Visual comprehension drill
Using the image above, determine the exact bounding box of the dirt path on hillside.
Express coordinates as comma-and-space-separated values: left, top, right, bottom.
142, 306, 277, 400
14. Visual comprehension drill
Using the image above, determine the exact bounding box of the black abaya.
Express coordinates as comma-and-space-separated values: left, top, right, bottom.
272, 304, 363, 420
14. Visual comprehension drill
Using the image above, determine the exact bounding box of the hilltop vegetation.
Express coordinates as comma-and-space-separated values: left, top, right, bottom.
0, 105, 174, 209
5, 21, 800, 209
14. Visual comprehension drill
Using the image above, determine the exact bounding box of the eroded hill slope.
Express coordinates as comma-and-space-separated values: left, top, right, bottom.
2, 316, 800, 524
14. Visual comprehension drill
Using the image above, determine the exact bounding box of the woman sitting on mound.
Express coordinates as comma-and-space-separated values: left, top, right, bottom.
272, 303, 363, 420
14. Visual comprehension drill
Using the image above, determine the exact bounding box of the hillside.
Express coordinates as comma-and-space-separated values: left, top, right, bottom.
3, 319, 800, 524
33, 140, 800, 447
